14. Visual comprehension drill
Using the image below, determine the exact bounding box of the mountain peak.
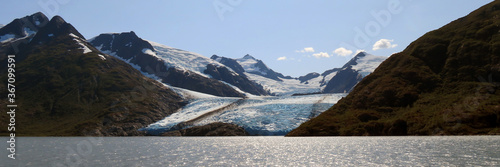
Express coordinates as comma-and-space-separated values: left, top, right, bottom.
49, 15, 66, 26
29, 15, 85, 44
341, 51, 370, 69
353, 51, 367, 57
30, 12, 48, 25
243, 54, 255, 59
211, 54, 220, 60
0, 12, 49, 42
89, 31, 155, 61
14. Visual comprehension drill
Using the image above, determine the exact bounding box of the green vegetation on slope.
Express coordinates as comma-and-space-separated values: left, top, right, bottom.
288, 1, 500, 136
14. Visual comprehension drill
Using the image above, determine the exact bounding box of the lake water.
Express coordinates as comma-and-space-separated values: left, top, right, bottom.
2, 136, 500, 166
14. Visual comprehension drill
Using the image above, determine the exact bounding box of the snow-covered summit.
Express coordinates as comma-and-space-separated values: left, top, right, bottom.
344, 52, 387, 77
89, 32, 268, 96
236, 54, 270, 76
147, 40, 232, 78
352, 54, 387, 77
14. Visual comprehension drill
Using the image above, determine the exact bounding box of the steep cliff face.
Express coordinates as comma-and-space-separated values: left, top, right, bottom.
288, 1, 500, 136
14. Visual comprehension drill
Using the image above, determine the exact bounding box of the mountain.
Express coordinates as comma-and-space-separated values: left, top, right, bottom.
211, 55, 246, 75
298, 72, 320, 83
89, 33, 267, 97
213, 52, 386, 95
0, 12, 49, 65
0, 12, 47, 44
213, 55, 320, 95
0, 13, 185, 136
288, 1, 500, 136
235, 54, 292, 81
322, 52, 387, 93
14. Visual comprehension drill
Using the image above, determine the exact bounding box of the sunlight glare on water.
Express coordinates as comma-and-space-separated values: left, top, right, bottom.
2, 136, 500, 166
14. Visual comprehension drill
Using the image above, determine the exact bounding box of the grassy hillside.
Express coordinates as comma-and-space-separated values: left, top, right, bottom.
0, 28, 184, 136
288, 1, 500, 136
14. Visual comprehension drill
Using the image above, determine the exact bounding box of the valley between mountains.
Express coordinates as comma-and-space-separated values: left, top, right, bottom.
0, 12, 384, 136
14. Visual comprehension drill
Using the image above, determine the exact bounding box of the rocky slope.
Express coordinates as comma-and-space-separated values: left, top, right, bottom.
0, 13, 185, 136
288, 1, 500, 136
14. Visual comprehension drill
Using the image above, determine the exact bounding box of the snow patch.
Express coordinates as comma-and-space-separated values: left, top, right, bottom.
142, 48, 157, 57
98, 54, 106, 60
323, 71, 338, 83
0, 34, 16, 43
125, 42, 132, 47
214, 57, 222, 62
351, 54, 387, 77
24, 27, 36, 37
237, 57, 267, 75
220, 80, 258, 98
162, 83, 218, 99
146, 40, 233, 78
70, 33, 92, 54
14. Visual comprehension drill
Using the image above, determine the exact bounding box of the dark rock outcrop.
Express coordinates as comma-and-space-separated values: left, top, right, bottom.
162, 122, 249, 136
211, 55, 246, 75
298, 72, 320, 83
322, 68, 363, 93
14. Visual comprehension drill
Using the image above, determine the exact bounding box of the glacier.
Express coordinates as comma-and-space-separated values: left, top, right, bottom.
146, 40, 234, 78
143, 93, 346, 135
351, 53, 387, 77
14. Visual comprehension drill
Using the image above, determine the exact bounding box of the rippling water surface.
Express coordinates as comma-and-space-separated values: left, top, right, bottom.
2, 136, 500, 166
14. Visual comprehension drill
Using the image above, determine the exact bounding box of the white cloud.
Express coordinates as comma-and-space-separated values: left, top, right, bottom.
312, 52, 330, 58
277, 56, 287, 61
373, 39, 397, 51
296, 47, 315, 53
334, 47, 353, 57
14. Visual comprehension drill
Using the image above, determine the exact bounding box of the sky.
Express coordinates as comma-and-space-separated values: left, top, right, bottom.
0, 0, 494, 77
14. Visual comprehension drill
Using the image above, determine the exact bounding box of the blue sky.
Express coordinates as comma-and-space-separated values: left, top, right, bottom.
0, 0, 494, 77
